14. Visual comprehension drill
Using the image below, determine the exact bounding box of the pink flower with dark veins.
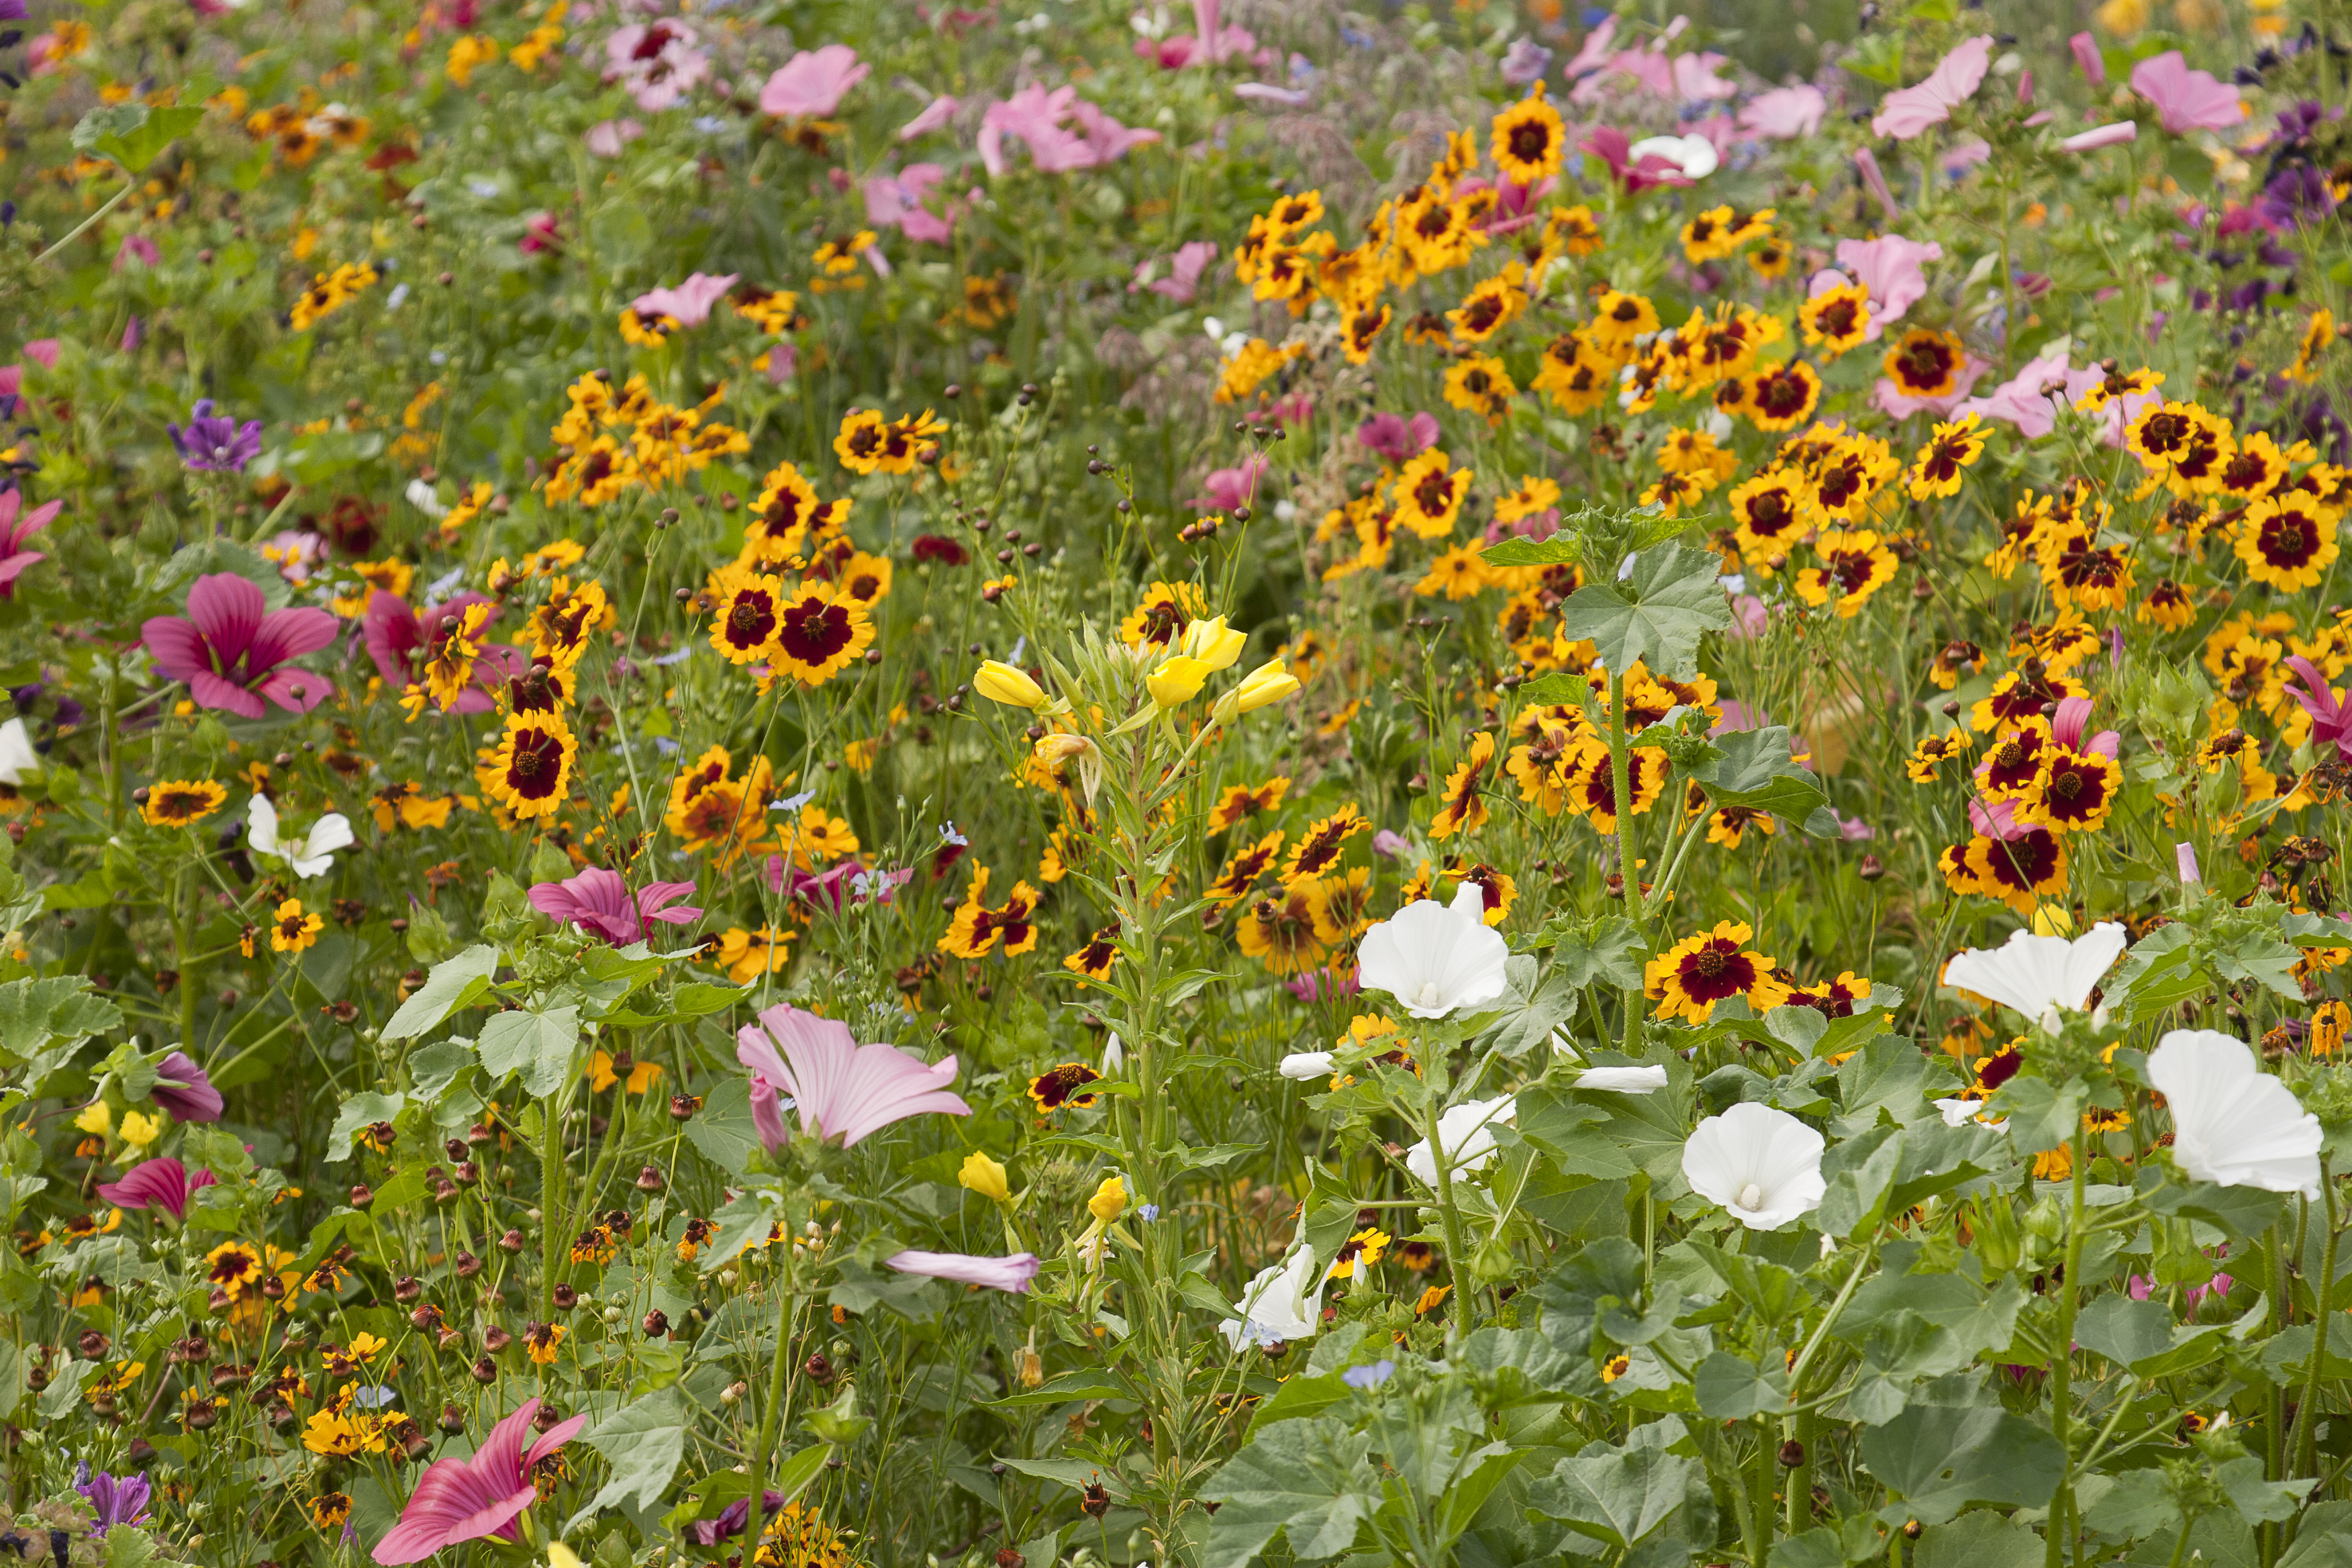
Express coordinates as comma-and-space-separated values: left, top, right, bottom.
96, 1157, 217, 1222
734, 1004, 969, 1153
141, 573, 340, 720
373, 1399, 587, 1564
759, 44, 871, 118
528, 866, 701, 946
0, 489, 58, 599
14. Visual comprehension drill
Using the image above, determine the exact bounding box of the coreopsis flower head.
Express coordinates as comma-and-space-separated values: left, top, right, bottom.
1357, 882, 1510, 1018
1220, 1248, 1323, 1350
734, 1003, 969, 1153
1682, 1103, 1826, 1230
883, 1249, 1040, 1293
142, 573, 340, 719
373, 1398, 586, 1563
2147, 1030, 2322, 1197
1404, 1094, 1515, 1185
248, 795, 354, 880
1940, 922, 2126, 1027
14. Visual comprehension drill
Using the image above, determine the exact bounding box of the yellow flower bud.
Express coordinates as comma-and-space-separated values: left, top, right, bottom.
117, 1112, 161, 1150
1180, 615, 1247, 672
973, 659, 1046, 709
74, 1101, 111, 1136
1232, 657, 1302, 714
1146, 656, 1211, 707
1087, 1174, 1127, 1224
958, 1150, 1010, 1204
548, 1546, 585, 1568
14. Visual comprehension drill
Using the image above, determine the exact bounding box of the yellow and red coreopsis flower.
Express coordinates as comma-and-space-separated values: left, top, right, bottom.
1645, 922, 1791, 1023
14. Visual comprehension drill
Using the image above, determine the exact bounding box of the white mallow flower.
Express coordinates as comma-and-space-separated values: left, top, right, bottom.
1220, 1247, 1324, 1351
1934, 1097, 2006, 1131
404, 478, 448, 519
1628, 132, 1718, 179
1682, 1102, 1826, 1231
1357, 883, 1510, 1019
1278, 1051, 1334, 1081
0, 718, 38, 785
248, 795, 355, 879
2147, 1029, 2322, 1198
1578, 1065, 1669, 1095
1404, 1095, 1516, 1185
1940, 922, 2126, 1020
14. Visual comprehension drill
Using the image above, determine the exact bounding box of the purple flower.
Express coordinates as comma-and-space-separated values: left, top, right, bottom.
528, 866, 701, 946
140, 573, 340, 720
75, 1468, 150, 1536
1500, 38, 1552, 86
1358, 411, 1440, 462
687, 1492, 786, 1547
167, 399, 263, 473
95, 1156, 216, 1221
735, 1003, 969, 1153
883, 1248, 1042, 1293
151, 1051, 224, 1122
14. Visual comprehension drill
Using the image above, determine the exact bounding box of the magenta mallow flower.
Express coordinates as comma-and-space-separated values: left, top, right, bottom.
1871, 34, 1991, 140
141, 573, 339, 720
95, 1156, 217, 1222
759, 43, 870, 118
75, 1467, 150, 1536
735, 1003, 969, 1153
152, 1050, 224, 1121
2286, 656, 2352, 761
885, 1249, 1041, 1293
2062, 121, 2137, 153
0, 489, 58, 599
630, 273, 738, 328
168, 398, 264, 472
1358, 411, 1439, 462
1190, 452, 1268, 512
373, 1398, 586, 1565
528, 866, 701, 946
2131, 51, 2246, 134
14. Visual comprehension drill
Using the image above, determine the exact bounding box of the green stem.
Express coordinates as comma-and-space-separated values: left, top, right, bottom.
33, 177, 136, 267
1608, 667, 1645, 1057
2294, 1166, 2341, 1487
1785, 1406, 1816, 1537
746, 1285, 798, 1555
2047, 1124, 2088, 1568
1422, 1091, 1474, 1312
1751, 1416, 1777, 1568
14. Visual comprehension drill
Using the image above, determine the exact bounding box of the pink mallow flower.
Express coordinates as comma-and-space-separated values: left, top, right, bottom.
2130, 51, 2246, 134
1133, 240, 1219, 303
2070, 33, 2105, 86
362, 591, 519, 715
1953, 346, 2077, 438
152, 1050, 224, 1122
760, 44, 870, 118
141, 573, 339, 720
1739, 85, 1825, 140
1358, 411, 1439, 462
373, 1399, 587, 1565
585, 119, 644, 158
604, 20, 708, 113
735, 1003, 969, 1153
899, 94, 960, 142
2062, 121, 2137, 153
865, 166, 955, 245
528, 866, 701, 946
1816, 234, 1943, 341
885, 1249, 1042, 1293
977, 85, 1159, 176
1190, 452, 1268, 512
1871, 34, 1992, 140
631, 273, 738, 328
95, 1157, 217, 1222
0, 489, 58, 599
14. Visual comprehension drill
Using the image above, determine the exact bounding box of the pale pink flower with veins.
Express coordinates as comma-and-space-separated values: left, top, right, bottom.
2130, 51, 2246, 133
0, 490, 59, 599
2062, 122, 2137, 152
885, 1250, 1042, 1293
760, 44, 871, 118
1952, 346, 2077, 438
1739, 85, 1825, 140
1832, 234, 1943, 338
585, 118, 644, 157
899, 94, 960, 141
1871, 34, 1991, 140
2070, 32, 2105, 85
630, 273, 738, 328
1134, 240, 1219, 302
735, 1003, 969, 1153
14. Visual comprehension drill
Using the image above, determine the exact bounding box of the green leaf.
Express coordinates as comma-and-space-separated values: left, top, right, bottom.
1527, 1440, 1705, 1550
1847, 1310, 1968, 1424
2074, 1296, 2223, 1377
2141, 1170, 2289, 1238
1679, 1238, 1808, 1326
325, 1091, 407, 1163
1485, 963, 1583, 1060
1689, 726, 1829, 823
1991, 1075, 2090, 1155
990, 1370, 1128, 1408
71, 103, 205, 173
0, 976, 120, 1071
1818, 1124, 1904, 1239
573, 1387, 689, 1522
381, 945, 499, 1040
1858, 1404, 2065, 1526
36, 1359, 92, 1420
477, 1004, 582, 1098
1694, 1352, 1787, 1419
1554, 543, 1735, 681
1545, 916, 1647, 992
699, 1191, 781, 1272
1481, 535, 1581, 569
1199, 1418, 1375, 1568
2280, 1502, 2352, 1567
681, 1077, 760, 1176
102, 1526, 156, 1568
1916, 1510, 2048, 1568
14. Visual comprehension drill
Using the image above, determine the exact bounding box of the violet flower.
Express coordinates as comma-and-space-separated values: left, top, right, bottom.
95, 1156, 216, 1222
527, 866, 701, 946
140, 573, 340, 720
734, 1003, 969, 1153
74, 1467, 149, 1537
167, 399, 262, 473
687, 1492, 785, 1547
152, 1050, 224, 1122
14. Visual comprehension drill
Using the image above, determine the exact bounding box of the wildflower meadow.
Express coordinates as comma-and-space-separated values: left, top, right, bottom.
2, 0, 2352, 1564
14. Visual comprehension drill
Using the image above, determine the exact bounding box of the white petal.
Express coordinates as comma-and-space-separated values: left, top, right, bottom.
0, 719, 38, 786
305, 813, 356, 856
246, 795, 283, 857
1577, 1065, 1669, 1093
2150, 1028, 2322, 1197
1279, 1051, 1334, 1081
